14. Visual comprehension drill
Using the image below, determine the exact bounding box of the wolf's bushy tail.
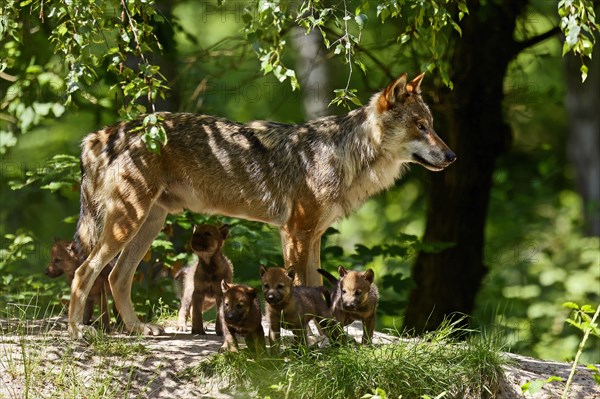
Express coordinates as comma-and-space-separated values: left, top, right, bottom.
73, 157, 102, 263
317, 268, 339, 285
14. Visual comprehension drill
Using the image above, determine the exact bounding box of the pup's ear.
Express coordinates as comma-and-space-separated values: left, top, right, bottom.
363, 269, 375, 284
221, 279, 230, 293
66, 241, 77, 255
286, 266, 296, 280
378, 73, 408, 111
338, 265, 348, 277
219, 224, 230, 240
406, 72, 425, 94
246, 287, 258, 298
259, 264, 268, 277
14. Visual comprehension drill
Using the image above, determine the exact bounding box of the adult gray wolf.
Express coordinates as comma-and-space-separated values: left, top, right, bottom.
68, 73, 455, 338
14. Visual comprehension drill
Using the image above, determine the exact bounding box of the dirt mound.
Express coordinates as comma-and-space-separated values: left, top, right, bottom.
0, 317, 598, 398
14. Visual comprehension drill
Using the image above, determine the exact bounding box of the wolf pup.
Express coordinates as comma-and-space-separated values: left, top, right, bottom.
219, 280, 266, 353
176, 224, 233, 335
68, 73, 455, 338
259, 265, 337, 347
46, 239, 114, 331
318, 266, 379, 344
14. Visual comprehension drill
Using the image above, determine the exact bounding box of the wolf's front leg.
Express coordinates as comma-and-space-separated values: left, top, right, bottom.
176, 292, 192, 331
110, 265, 165, 336
247, 327, 267, 354
268, 314, 281, 353
214, 292, 223, 336
220, 324, 239, 353
280, 226, 324, 287
191, 290, 206, 335
362, 315, 376, 344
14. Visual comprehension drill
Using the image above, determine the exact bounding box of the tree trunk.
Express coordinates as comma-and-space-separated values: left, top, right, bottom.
125, 0, 180, 112
291, 28, 330, 119
404, 0, 527, 332
565, 45, 600, 237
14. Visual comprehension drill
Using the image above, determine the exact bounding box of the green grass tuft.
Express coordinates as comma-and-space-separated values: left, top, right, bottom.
180, 320, 506, 399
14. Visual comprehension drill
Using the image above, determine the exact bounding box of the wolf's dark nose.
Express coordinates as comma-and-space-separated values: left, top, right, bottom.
445, 151, 457, 163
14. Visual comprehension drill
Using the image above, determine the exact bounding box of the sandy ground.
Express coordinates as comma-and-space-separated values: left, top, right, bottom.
0, 317, 598, 399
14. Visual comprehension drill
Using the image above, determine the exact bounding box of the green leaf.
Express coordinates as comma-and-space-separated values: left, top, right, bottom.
580, 304, 595, 313
355, 14, 368, 28
521, 379, 545, 394
451, 21, 462, 36
379, 8, 390, 22
52, 103, 65, 117
565, 24, 581, 48
563, 302, 580, 310
580, 64, 588, 82
41, 182, 68, 192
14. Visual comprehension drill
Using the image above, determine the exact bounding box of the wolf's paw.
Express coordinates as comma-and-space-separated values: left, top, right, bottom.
69, 322, 97, 340
143, 323, 165, 336
191, 326, 207, 335
219, 342, 238, 353
176, 323, 187, 332
127, 322, 165, 336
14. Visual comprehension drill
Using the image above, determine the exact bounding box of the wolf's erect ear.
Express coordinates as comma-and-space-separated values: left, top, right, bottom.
338, 265, 348, 277
378, 73, 408, 112
259, 264, 268, 277
221, 279, 230, 293
406, 72, 425, 94
378, 72, 426, 112
66, 241, 76, 254
286, 266, 296, 280
362, 269, 375, 284
246, 287, 258, 298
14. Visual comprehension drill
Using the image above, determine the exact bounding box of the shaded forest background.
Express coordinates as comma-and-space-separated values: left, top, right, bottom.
1, 0, 598, 364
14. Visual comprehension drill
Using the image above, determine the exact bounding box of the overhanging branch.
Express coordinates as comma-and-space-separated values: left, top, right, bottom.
514, 26, 561, 55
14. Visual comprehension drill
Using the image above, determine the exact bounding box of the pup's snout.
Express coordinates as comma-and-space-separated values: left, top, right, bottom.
225, 311, 239, 323
445, 151, 457, 163
45, 268, 62, 278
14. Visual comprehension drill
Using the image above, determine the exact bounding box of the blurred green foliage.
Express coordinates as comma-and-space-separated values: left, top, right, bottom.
1, 0, 598, 364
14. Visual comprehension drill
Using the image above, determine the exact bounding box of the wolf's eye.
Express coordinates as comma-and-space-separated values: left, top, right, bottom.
416, 122, 425, 130
276, 283, 284, 289
263, 283, 269, 289
341, 289, 347, 294
236, 303, 244, 309
355, 290, 362, 296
